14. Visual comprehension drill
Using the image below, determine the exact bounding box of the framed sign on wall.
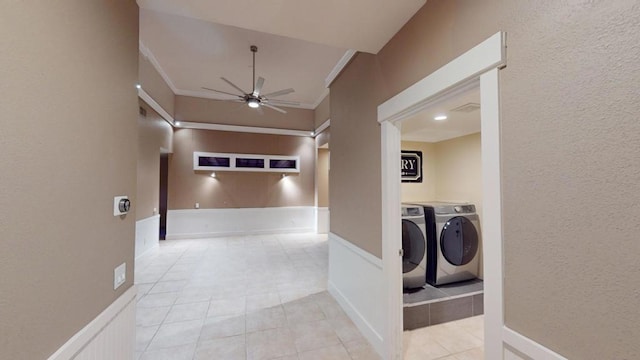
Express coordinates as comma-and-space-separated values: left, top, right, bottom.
401, 151, 422, 183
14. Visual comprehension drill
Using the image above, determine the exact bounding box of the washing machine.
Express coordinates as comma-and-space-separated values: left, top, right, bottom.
411, 202, 480, 286
401, 204, 427, 289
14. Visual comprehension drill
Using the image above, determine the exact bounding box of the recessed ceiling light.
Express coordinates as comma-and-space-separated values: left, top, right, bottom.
434, 115, 448, 121
135, 84, 141, 89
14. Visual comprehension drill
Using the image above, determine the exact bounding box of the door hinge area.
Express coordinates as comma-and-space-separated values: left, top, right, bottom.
398, 248, 404, 257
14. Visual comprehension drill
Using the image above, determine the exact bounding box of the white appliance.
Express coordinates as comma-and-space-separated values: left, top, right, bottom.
401, 204, 427, 289
412, 202, 481, 286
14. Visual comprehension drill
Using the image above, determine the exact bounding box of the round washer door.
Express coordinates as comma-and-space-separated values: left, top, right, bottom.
440, 216, 478, 266
402, 219, 426, 273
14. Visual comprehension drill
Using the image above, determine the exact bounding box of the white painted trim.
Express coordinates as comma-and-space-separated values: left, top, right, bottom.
316, 207, 330, 234
177, 121, 313, 137
47, 286, 137, 360
314, 118, 331, 136
325, 49, 358, 88
139, 41, 179, 93
378, 32, 506, 124
135, 215, 160, 260
378, 32, 506, 359
503, 327, 568, 360
138, 88, 176, 126
380, 121, 404, 360
311, 88, 330, 109
166, 207, 316, 239
328, 232, 384, 357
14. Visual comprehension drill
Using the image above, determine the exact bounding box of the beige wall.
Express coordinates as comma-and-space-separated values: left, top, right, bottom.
137, 101, 174, 220
175, 96, 315, 131
317, 149, 330, 207
314, 94, 330, 128
330, 1, 640, 358
400, 141, 437, 203
139, 52, 175, 116
0, 2, 139, 359
169, 129, 315, 209
316, 128, 330, 148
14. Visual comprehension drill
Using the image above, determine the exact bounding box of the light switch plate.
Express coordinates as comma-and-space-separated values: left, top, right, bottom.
114, 262, 126, 290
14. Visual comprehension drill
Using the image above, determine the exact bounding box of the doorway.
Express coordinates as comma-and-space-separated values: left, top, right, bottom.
159, 153, 169, 240
378, 32, 506, 359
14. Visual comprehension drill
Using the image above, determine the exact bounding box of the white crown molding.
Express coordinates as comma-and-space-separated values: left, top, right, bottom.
325, 49, 357, 88
315, 118, 330, 135
178, 121, 313, 137
139, 41, 179, 93
138, 88, 176, 126
311, 88, 330, 109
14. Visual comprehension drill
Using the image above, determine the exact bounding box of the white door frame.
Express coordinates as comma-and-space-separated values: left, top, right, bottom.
378, 32, 506, 360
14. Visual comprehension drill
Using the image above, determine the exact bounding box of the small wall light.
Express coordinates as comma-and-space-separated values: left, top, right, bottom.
175, 121, 181, 127
135, 84, 141, 89
434, 115, 448, 121
210, 172, 216, 178
281, 173, 287, 178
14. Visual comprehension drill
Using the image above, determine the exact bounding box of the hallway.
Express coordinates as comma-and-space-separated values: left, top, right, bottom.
134, 233, 380, 360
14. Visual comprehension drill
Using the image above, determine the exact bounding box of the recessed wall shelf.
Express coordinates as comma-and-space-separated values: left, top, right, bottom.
193, 151, 300, 173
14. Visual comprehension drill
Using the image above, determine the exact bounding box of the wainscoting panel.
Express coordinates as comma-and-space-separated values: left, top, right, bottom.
317, 207, 330, 234
166, 206, 315, 239
328, 232, 384, 357
135, 215, 160, 259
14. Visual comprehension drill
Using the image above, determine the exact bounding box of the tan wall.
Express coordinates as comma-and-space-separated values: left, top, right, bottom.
314, 94, 330, 128
330, 52, 387, 257
175, 96, 315, 131
137, 101, 174, 220
139, 52, 175, 116
330, 0, 640, 357
317, 149, 330, 207
169, 129, 315, 209
0, 2, 139, 359
400, 141, 437, 203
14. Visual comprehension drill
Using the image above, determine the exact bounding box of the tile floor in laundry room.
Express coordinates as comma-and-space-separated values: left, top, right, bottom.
134, 233, 483, 360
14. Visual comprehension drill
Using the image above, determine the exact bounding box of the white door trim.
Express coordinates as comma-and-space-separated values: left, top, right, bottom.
377, 32, 506, 360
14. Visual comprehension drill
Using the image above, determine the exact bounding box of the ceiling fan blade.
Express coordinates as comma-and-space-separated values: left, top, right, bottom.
262, 88, 295, 98
267, 99, 300, 106
220, 77, 248, 95
201, 87, 244, 98
261, 103, 287, 114
253, 77, 265, 96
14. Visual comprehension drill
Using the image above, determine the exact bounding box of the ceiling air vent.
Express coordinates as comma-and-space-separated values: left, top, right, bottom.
450, 102, 480, 113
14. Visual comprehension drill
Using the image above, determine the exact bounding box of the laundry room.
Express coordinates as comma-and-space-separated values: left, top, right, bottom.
399, 84, 485, 337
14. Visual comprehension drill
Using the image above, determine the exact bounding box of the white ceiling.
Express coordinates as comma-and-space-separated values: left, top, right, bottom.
137, 1, 426, 110
401, 86, 481, 143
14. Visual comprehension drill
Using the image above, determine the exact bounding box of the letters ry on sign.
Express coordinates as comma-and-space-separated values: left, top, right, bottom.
401, 151, 422, 183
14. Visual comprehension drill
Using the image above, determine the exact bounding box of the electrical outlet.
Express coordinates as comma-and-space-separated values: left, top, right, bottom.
195, 202, 200, 209
114, 262, 126, 290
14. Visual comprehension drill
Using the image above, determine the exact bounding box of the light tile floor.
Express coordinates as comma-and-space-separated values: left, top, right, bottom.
134, 233, 381, 360
403, 315, 484, 360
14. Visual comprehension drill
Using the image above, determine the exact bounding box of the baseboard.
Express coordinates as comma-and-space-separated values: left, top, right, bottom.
328, 232, 384, 357
166, 207, 315, 239
135, 215, 160, 259
47, 286, 137, 360
317, 207, 329, 234
503, 326, 568, 360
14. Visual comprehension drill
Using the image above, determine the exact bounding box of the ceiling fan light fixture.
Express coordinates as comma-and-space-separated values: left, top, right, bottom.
247, 98, 260, 108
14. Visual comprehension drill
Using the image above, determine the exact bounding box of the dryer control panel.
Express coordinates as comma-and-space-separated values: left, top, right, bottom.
454, 205, 476, 214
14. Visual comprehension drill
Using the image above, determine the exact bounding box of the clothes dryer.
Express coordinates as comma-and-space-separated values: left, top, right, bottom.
401, 204, 427, 289
411, 202, 480, 286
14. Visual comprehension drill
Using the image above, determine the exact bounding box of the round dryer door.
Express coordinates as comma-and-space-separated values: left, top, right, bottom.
440, 216, 478, 266
402, 219, 426, 273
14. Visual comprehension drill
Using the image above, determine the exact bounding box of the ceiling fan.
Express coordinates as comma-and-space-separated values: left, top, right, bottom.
202, 45, 298, 114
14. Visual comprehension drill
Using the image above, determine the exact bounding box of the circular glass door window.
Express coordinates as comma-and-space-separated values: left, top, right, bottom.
402, 219, 426, 273
440, 216, 478, 266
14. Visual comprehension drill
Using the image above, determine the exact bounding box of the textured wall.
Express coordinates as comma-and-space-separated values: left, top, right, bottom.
330, 0, 640, 357
168, 129, 315, 209
317, 148, 330, 207
137, 101, 173, 220
0, 2, 139, 359
400, 141, 437, 203
314, 94, 331, 128
175, 96, 315, 131
139, 52, 175, 116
